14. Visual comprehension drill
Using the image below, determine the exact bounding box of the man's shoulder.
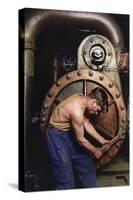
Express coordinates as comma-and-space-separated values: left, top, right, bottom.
69, 101, 83, 120
72, 93, 83, 97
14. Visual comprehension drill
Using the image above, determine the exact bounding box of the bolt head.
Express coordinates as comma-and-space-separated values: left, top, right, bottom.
108, 52, 112, 56
56, 81, 61, 87
41, 117, 46, 123
109, 82, 113, 88
89, 70, 93, 76
98, 65, 104, 71
99, 75, 104, 81
48, 91, 53, 97
89, 39, 94, 43
122, 118, 126, 123
77, 70, 82, 76
66, 74, 71, 79
120, 105, 125, 110
41, 111, 46, 117
44, 104, 48, 109
116, 93, 121, 98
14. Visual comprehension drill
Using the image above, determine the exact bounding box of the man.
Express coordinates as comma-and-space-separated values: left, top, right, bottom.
45, 87, 109, 190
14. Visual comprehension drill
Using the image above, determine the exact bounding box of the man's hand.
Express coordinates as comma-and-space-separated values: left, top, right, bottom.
100, 138, 110, 145
94, 148, 103, 159
101, 141, 111, 153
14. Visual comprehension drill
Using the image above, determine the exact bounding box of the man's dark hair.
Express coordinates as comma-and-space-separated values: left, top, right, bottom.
88, 87, 108, 112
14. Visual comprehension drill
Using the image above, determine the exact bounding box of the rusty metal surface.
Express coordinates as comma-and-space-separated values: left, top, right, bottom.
96, 101, 118, 137
40, 69, 127, 167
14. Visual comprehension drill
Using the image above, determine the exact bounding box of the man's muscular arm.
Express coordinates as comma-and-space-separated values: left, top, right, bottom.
71, 110, 102, 159
83, 118, 109, 145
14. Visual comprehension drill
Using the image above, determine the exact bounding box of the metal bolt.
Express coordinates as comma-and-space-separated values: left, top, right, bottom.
120, 105, 125, 110
108, 52, 112, 56
77, 70, 82, 76
116, 93, 121, 98
66, 74, 71, 80
48, 90, 53, 97
99, 75, 104, 81
89, 39, 94, 43
41, 117, 46, 123
122, 118, 126, 123
122, 126, 126, 130
44, 104, 48, 109
89, 70, 93, 76
41, 111, 46, 117
109, 82, 113, 88
56, 81, 61, 87
98, 65, 104, 71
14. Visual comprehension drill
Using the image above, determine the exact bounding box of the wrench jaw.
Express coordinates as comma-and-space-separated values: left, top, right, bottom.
95, 140, 124, 168
100, 127, 126, 155
91, 126, 127, 168
95, 123, 127, 168
119, 127, 126, 140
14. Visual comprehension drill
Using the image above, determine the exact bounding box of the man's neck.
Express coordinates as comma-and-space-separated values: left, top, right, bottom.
81, 96, 89, 111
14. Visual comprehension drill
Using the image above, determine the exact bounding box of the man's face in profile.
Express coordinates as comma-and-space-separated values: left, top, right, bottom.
87, 99, 102, 115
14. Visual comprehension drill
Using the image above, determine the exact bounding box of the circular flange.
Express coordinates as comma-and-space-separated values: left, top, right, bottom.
40, 69, 126, 167
82, 34, 114, 71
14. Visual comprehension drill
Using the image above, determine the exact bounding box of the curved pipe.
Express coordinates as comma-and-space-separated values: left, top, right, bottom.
24, 9, 124, 48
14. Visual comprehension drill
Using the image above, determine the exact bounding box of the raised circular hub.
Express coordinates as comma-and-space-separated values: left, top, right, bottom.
82, 35, 113, 71
90, 45, 105, 64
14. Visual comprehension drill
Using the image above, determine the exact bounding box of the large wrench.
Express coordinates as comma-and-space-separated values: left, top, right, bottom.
100, 128, 126, 153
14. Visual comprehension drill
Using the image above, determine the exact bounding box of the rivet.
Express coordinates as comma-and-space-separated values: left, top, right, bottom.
90, 39, 94, 43
122, 118, 126, 123
109, 82, 113, 88
98, 65, 104, 71
48, 91, 53, 97
77, 70, 82, 76
56, 81, 61, 87
99, 75, 104, 81
41, 117, 46, 123
89, 71, 93, 76
44, 104, 48, 109
108, 52, 112, 56
66, 74, 71, 80
41, 111, 46, 117
120, 105, 125, 110
122, 126, 126, 130
116, 93, 121, 98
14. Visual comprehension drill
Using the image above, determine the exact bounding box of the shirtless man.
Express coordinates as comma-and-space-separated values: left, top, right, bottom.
45, 87, 109, 189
